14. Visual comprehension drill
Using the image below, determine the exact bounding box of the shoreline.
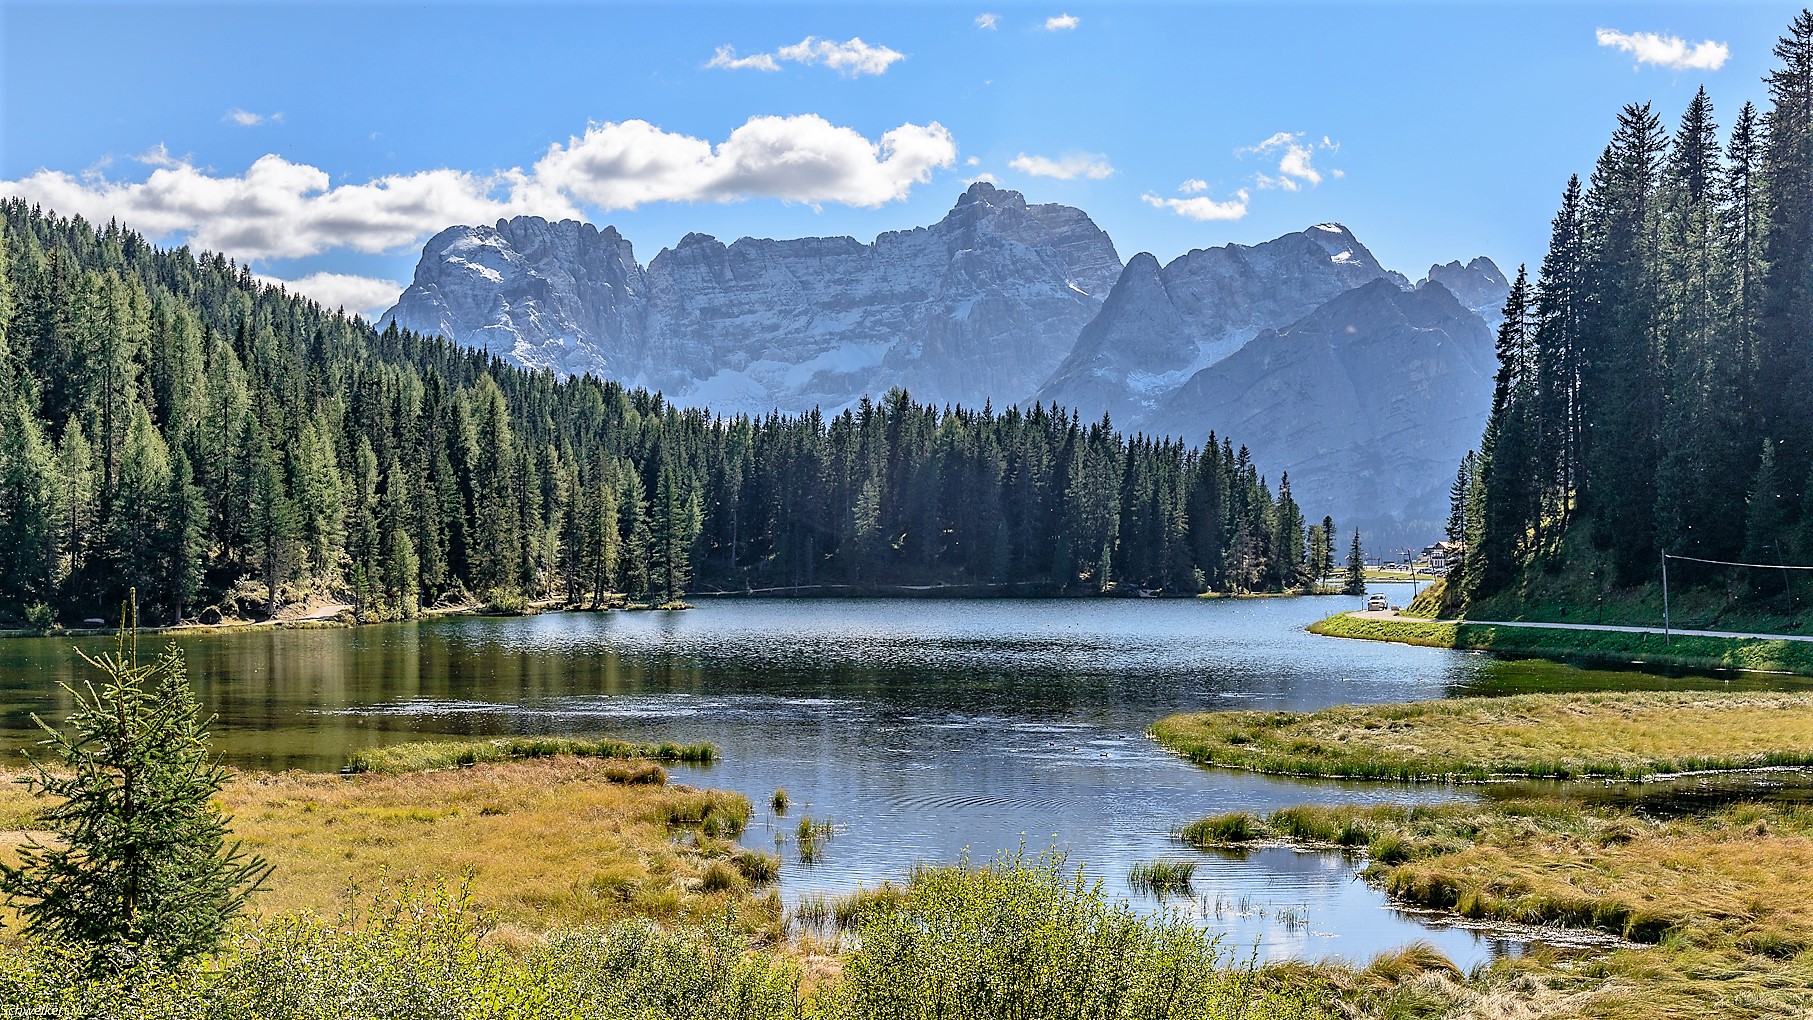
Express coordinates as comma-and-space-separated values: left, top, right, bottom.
0, 588, 1343, 641
1308, 609, 1813, 677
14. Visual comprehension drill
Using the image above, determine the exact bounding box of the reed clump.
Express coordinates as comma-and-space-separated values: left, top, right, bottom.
1178, 811, 1259, 845
1126, 859, 1197, 896
796, 816, 835, 863
732, 849, 780, 885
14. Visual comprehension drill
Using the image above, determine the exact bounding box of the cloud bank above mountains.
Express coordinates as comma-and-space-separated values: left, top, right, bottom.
1, 114, 958, 262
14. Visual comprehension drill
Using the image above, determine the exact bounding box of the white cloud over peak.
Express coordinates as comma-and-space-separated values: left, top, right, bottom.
975, 12, 1000, 30
709, 36, 905, 76
535, 115, 955, 209
1596, 28, 1729, 71
1241, 132, 1340, 191
256, 271, 404, 321
1, 114, 957, 261
1043, 13, 1079, 31
1008, 152, 1114, 180
1142, 187, 1249, 222
223, 108, 282, 127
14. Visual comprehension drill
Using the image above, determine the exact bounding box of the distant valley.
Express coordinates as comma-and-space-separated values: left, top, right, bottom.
382, 182, 1507, 546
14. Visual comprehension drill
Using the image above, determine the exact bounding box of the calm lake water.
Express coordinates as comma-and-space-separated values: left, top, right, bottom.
0, 583, 1788, 968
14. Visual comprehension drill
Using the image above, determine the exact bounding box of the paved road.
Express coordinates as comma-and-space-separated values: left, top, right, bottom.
1348, 609, 1813, 645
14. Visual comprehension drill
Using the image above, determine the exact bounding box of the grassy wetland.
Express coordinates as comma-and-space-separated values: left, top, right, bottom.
0, 748, 765, 936
1160, 689, 1813, 1019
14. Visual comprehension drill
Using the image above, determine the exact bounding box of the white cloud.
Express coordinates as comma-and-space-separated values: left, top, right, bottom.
0, 156, 547, 260
1142, 188, 1249, 222
1178, 178, 1208, 194
975, 12, 1000, 29
256, 271, 404, 320
709, 36, 905, 76
706, 46, 781, 72
534, 115, 955, 209
1, 114, 957, 261
779, 36, 906, 76
1008, 152, 1114, 180
1241, 132, 1339, 191
1596, 28, 1729, 71
1044, 13, 1079, 31
135, 143, 184, 169
223, 108, 282, 127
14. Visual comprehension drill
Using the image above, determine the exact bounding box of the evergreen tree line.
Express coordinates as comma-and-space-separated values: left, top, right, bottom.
0, 201, 1340, 626
1448, 10, 1813, 602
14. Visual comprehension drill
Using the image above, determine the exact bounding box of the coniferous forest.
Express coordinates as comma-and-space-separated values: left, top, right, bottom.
1448, 12, 1813, 606
0, 200, 1336, 627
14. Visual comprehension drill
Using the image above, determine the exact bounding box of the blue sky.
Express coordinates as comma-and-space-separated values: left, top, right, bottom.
1, 1, 1799, 317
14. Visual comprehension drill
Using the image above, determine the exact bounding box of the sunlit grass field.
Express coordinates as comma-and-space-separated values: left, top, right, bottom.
1153, 691, 1813, 781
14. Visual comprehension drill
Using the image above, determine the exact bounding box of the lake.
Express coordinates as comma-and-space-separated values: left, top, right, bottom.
0, 583, 1774, 967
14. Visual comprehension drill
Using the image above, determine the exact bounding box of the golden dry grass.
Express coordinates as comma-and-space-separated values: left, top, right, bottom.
0, 756, 778, 935
1154, 691, 1813, 780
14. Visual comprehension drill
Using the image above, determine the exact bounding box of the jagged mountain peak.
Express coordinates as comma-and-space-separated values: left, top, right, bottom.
956, 179, 1028, 211
1144, 266, 1497, 549
1419, 255, 1511, 323
1034, 222, 1407, 428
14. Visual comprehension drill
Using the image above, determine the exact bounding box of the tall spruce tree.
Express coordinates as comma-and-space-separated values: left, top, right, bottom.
1344, 529, 1367, 596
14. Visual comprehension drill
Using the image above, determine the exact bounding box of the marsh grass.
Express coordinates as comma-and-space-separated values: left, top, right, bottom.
772, 788, 789, 814
1153, 691, 1813, 782
346, 736, 717, 775
1126, 859, 1196, 896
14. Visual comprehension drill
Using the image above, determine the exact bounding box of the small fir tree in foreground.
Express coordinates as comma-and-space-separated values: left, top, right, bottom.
0, 593, 270, 970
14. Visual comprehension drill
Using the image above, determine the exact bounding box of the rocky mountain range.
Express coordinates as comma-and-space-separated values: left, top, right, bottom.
385, 182, 1120, 413
381, 183, 1508, 547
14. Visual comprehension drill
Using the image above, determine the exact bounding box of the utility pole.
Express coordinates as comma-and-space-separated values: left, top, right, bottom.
1661, 550, 1671, 646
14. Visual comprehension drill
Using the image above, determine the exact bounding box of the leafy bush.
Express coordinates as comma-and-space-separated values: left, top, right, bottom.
23, 601, 57, 631
827, 850, 1325, 1019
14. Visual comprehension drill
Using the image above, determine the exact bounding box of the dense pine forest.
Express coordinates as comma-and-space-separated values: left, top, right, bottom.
0, 200, 1336, 627
1447, 11, 1813, 608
